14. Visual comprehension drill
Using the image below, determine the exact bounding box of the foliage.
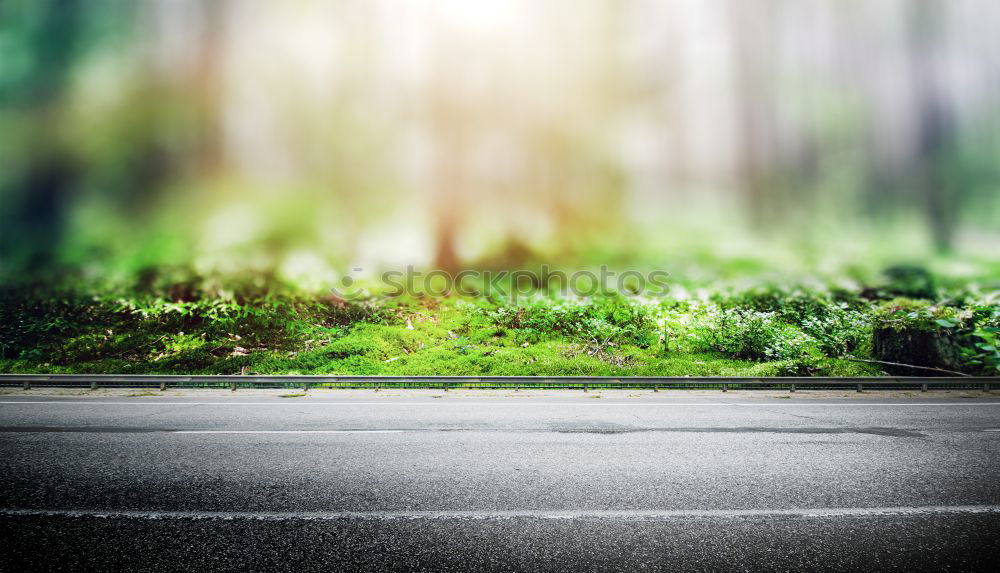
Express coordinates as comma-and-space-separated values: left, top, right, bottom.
481, 295, 656, 347
870, 297, 999, 375
960, 327, 1000, 374
1, 275, 996, 377
871, 298, 963, 332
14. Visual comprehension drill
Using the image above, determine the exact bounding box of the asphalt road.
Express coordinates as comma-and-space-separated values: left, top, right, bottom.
2, 392, 1000, 571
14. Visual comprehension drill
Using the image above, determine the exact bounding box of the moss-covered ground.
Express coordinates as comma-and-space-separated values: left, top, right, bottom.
2, 270, 996, 377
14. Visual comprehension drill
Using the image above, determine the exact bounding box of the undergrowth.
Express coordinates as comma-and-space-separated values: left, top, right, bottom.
1, 274, 997, 376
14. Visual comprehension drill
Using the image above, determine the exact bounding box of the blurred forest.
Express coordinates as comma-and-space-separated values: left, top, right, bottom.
2, 0, 1000, 289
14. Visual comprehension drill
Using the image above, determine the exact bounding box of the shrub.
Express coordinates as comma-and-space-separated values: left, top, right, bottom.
799, 307, 871, 357
717, 285, 840, 323
481, 295, 656, 346
692, 306, 820, 362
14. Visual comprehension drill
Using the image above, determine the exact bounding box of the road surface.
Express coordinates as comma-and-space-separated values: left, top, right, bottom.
2, 392, 1000, 571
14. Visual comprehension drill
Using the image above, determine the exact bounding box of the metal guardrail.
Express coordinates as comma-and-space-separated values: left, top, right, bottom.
0, 374, 997, 392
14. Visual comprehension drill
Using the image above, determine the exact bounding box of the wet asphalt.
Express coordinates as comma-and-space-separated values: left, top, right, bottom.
2, 392, 999, 571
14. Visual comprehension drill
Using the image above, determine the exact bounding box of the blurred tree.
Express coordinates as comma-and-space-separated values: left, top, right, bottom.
908, 0, 959, 253
193, 0, 227, 175
728, 0, 782, 230
0, 0, 83, 271
428, 25, 465, 274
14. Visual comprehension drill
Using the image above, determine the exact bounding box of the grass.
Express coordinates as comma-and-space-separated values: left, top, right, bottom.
1, 269, 997, 377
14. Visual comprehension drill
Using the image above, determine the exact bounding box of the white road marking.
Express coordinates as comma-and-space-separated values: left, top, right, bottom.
2, 505, 999, 521
3, 401, 1000, 407
172, 430, 404, 434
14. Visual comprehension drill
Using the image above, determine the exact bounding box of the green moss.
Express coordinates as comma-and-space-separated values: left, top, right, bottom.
872, 298, 962, 332
2, 283, 995, 377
